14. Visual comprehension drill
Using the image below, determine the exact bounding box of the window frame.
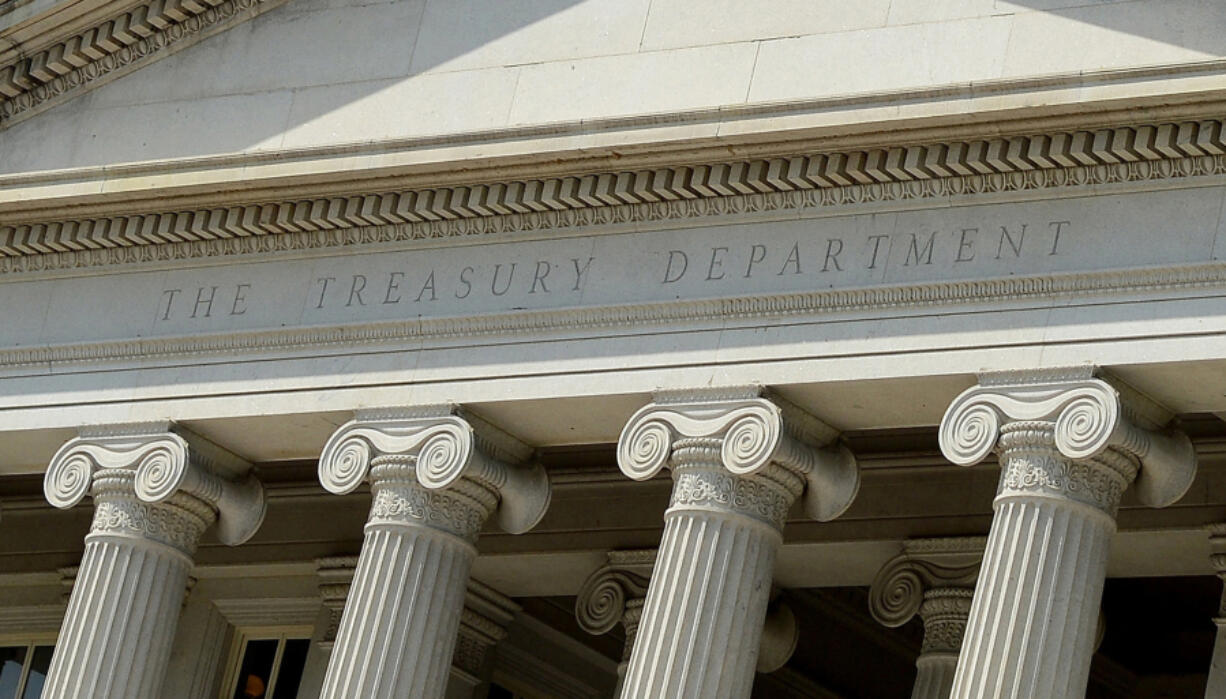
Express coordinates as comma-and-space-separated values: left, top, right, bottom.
217, 624, 312, 699
0, 633, 57, 699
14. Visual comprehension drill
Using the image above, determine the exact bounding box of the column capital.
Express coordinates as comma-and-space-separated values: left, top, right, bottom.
868, 537, 983, 630
575, 550, 653, 637
939, 367, 1196, 511
617, 386, 858, 524
317, 406, 551, 539
44, 422, 266, 550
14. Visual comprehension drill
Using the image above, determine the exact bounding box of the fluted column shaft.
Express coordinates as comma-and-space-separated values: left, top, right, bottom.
317, 410, 549, 699
40, 424, 264, 699
45, 469, 211, 699
320, 456, 491, 699
911, 590, 972, 699
940, 371, 1196, 699
951, 424, 1132, 698
617, 391, 857, 699
620, 441, 800, 698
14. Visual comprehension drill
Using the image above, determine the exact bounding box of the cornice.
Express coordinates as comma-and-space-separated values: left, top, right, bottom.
2, 117, 1224, 277
0, 0, 289, 128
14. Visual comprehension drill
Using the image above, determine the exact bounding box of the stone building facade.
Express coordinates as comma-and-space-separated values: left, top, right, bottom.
2, 1, 1226, 697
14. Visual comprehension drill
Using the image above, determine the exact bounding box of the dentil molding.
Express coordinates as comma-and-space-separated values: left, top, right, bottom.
2, 118, 1224, 276
0, 0, 289, 128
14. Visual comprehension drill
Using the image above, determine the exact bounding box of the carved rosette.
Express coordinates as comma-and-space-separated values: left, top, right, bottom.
44, 424, 266, 555
939, 371, 1196, 516
318, 408, 550, 543
617, 390, 858, 529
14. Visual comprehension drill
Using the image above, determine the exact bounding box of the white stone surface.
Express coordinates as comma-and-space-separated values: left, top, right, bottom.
3, 0, 1225, 174
39, 425, 265, 699
939, 370, 1197, 699
616, 389, 856, 698
3, 185, 1222, 354
316, 409, 548, 699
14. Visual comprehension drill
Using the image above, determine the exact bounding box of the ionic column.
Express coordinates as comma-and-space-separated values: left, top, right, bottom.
1205, 525, 1226, 697
616, 388, 858, 699
869, 538, 984, 699
317, 407, 550, 699
41, 423, 266, 699
940, 369, 1196, 699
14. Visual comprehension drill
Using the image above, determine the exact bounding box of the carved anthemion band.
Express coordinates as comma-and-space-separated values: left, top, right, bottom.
939, 373, 1196, 511
0, 0, 289, 127
317, 408, 550, 537
618, 394, 858, 524
44, 423, 266, 549
4, 119, 1225, 274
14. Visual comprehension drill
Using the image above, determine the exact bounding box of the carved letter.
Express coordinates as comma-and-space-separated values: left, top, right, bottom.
706, 247, 729, 281
230, 283, 250, 316
822, 238, 844, 272
491, 263, 516, 296
530, 261, 551, 293
662, 250, 688, 283
314, 277, 335, 309
571, 256, 595, 291
778, 242, 802, 276
455, 267, 474, 299
904, 232, 937, 267
415, 271, 438, 302
159, 289, 181, 321
1049, 220, 1070, 256
866, 235, 890, 269
346, 275, 367, 307
956, 228, 977, 263
191, 286, 218, 318
383, 272, 404, 304
744, 244, 767, 278
996, 224, 1026, 260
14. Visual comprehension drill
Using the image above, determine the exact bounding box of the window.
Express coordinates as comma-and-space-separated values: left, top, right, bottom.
0, 643, 54, 699
220, 629, 310, 699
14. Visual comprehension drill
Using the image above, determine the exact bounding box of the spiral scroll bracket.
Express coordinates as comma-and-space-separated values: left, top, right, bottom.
868, 540, 983, 629
44, 425, 266, 546
940, 375, 1197, 508
619, 395, 860, 522
319, 410, 551, 536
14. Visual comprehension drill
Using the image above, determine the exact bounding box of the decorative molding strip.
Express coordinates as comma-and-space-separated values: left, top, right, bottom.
0, 0, 287, 128
2, 259, 1226, 369
211, 597, 320, 627
1, 119, 1225, 276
